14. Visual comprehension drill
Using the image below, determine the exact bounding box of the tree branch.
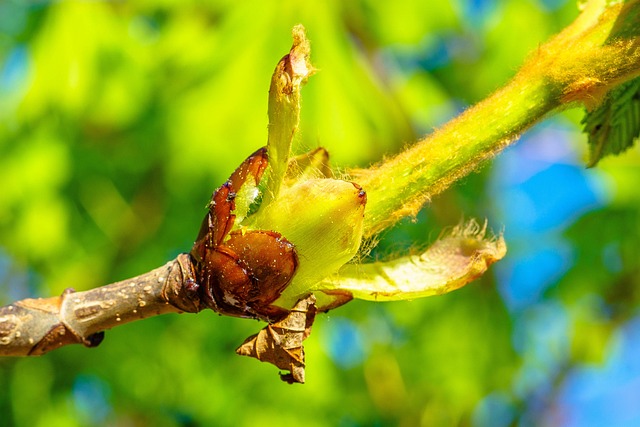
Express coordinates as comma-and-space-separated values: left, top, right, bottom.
1, 2, 638, 384
0, 253, 199, 356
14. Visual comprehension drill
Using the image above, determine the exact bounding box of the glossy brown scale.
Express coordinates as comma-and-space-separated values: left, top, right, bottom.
190, 147, 298, 322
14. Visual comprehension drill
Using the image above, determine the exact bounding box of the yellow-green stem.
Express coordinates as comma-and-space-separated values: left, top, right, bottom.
355, 0, 640, 237
356, 75, 558, 237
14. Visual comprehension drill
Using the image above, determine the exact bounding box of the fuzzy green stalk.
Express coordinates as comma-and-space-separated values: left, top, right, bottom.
354, 0, 640, 237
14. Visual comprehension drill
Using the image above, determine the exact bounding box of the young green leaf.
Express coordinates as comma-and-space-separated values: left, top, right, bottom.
315, 221, 505, 306
582, 76, 640, 166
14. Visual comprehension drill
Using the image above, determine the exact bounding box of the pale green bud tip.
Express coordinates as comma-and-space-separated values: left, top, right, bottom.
265, 24, 315, 203
247, 178, 366, 309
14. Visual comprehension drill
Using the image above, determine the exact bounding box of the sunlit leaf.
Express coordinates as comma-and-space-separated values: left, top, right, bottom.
582, 76, 640, 166
317, 220, 505, 303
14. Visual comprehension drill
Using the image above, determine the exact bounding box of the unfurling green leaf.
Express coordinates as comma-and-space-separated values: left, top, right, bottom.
582, 76, 640, 166
316, 221, 506, 302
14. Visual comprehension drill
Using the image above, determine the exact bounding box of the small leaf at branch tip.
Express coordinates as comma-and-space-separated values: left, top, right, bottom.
317, 220, 506, 303
285, 147, 333, 182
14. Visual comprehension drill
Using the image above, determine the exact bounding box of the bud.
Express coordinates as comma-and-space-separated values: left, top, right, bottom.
246, 177, 366, 309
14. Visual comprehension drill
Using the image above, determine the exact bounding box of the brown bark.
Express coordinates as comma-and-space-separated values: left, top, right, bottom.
0, 253, 200, 356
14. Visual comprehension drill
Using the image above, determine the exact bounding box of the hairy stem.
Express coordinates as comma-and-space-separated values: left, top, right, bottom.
355, 0, 640, 237
355, 77, 556, 237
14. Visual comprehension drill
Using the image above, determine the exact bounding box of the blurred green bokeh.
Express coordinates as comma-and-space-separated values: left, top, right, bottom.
2, 1, 640, 426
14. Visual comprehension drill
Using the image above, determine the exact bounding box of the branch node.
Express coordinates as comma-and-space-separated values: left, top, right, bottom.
28, 323, 81, 356
161, 253, 202, 313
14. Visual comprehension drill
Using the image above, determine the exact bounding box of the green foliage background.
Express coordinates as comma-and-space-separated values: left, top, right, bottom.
1, 1, 640, 426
